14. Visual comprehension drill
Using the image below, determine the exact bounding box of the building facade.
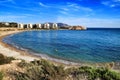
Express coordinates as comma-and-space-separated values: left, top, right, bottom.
27, 24, 33, 28
17, 23, 58, 29
18, 23, 24, 28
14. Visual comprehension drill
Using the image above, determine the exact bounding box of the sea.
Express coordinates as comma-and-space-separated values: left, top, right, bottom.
3, 28, 120, 63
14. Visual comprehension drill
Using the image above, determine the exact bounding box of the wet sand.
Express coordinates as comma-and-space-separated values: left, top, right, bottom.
0, 28, 39, 61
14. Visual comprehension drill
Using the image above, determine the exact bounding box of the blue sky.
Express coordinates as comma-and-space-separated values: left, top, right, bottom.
0, 0, 120, 27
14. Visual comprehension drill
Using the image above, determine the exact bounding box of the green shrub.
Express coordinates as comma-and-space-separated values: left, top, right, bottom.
40, 59, 68, 80
11, 59, 120, 80
11, 71, 29, 80
0, 72, 3, 80
15, 59, 68, 80
66, 66, 120, 80
17, 60, 33, 68
0, 54, 15, 65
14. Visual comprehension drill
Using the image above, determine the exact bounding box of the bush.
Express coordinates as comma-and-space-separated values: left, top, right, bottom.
16, 59, 68, 80
0, 72, 3, 80
17, 60, 33, 68
40, 59, 67, 80
96, 68, 120, 80
12, 59, 120, 80
66, 66, 120, 80
0, 54, 15, 65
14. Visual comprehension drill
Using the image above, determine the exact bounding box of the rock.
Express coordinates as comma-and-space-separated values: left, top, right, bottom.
69, 26, 87, 30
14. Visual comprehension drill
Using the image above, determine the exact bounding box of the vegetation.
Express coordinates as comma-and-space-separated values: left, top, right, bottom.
13, 59, 68, 80
0, 54, 15, 65
0, 72, 3, 80
66, 66, 120, 80
0, 22, 17, 28
0, 54, 119, 80
9, 59, 120, 80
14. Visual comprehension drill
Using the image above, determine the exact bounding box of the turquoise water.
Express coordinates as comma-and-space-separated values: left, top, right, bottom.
3, 29, 120, 63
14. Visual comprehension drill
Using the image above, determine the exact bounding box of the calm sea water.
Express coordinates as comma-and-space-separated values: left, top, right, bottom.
3, 28, 120, 63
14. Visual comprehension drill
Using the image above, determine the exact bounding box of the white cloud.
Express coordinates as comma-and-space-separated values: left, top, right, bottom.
102, 1, 114, 7
67, 3, 80, 11
0, 15, 26, 19
39, 2, 50, 7
101, 1, 110, 6
0, 14, 40, 23
0, 0, 15, 4
57, 16, 120, 27
67, 3, 93, 12
61, 8, 69, 11
110, 4, 116, 7
101, 0, 120, 7
59, 2, 93, 16
0, 15, 26, 22
113, 0, 120, 2
79, 6, 93, 12
8, 0, 15, 4
59, 11, 68, 14
22, 14, 37, 17
0, 13, 38, 20
0, 3, 41, 12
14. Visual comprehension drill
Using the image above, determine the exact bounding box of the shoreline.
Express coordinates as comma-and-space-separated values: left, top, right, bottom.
0, 30, 39, 61
0, 29, 120, 68
0, 29, 84, 66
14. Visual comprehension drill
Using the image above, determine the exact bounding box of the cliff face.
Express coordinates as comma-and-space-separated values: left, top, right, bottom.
69, 26, 87, 30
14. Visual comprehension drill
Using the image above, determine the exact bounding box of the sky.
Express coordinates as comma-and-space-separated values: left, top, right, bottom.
0, 0, 120, 27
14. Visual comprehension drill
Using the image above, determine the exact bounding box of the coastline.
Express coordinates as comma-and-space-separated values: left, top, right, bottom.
0, 29, 39, 61
0, 28, 120, 69
0, 29, 84, 66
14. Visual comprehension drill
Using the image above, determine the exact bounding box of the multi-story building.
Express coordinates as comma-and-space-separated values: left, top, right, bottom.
36, 24, 42, 29
18, 23, 24, 28
52, 23, 58, 29
44, 23, 50, 29
27, 24, 33, 28
17, 23, 58, 29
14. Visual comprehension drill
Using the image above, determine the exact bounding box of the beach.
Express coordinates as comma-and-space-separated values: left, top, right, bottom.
1, 28, 120, 67
0, 28, 81, 66
0, 28, 39, 61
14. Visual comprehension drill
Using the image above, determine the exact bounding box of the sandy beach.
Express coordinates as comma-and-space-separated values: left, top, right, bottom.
0, 28, 39, 61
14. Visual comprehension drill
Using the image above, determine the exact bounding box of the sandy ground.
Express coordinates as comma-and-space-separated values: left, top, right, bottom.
0, 28, 39, 61
0, 60, 23, 80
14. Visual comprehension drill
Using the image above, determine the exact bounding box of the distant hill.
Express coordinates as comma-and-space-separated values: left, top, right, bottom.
57, 23, 69, 27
